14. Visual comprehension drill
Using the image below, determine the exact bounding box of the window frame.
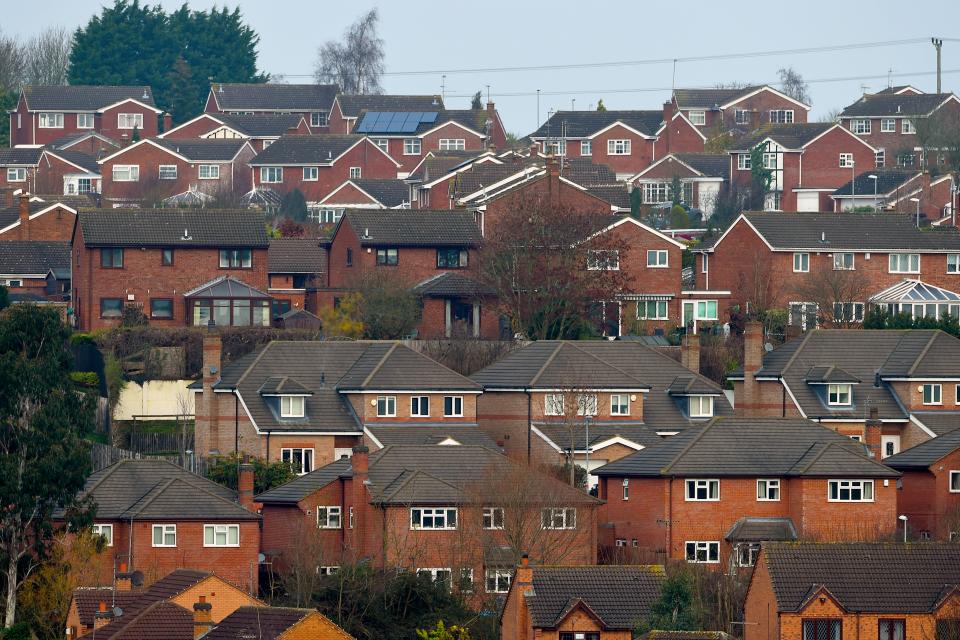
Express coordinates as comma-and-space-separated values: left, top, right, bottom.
377, 395, 397, 417
317, 506, 342, 529
260, 166, 283, 183
737, 154, 752, 170
833, 252, 855, 270
948, 254, 960, 274
482, 507, 505, 530
349, 166, 361, 179
923, 383, 943, 405
828, 384, 852, 406
438, 138, 466, 151
902, 119, 916, 134
5, 168, 26, 182
949, 471, 960, 493
607, 139, 631, 155
587, 249, 620, 271
485, 569, 512, 594
151, 524, 177, 547
877, 619, 905, 640
280, 395, 305, 418
410, 395, 430, 417
301, 166, 319, 181
610, 394, 630, 416
112, 165, 140, 182
647, 249, 669, 268
219, 248, 252, 269
793, 252, 810, 273
685, 540, 720, 563
38, 112, 64, 128
410, 507, 458, 530
802, 619, 842, 640
436, 248, 468, 269
198, 164, 220, 180
735, 109, 751, 125
100, 247, 124, 269
77, 113, 95, 129
443, 396, 463, 417
541, 507, 577, 530
92, 523, 113, 547
376, 247, 399, 266
203, 523, 240, 547
875, 148, 886, 167
637, 300, 668, 320
622, 478, 630, 500
580, 140, 592, 156
769, 109, 794, 124
150, 298, 174, 319
689, 395, 714, 418
757, 478, 781, 501
688, 110, 706, 126
839, 153, 854, 168
161, 248, 174, 266
403, 138, 422, 155
852, 119, 871, 135
372, 138, 389, 153
827, 479, 875, 502
576, 394, 598, 417
310, 111, 328, 127
685, 478, 720, 501
117, 113, 144, 130
880, 118, 897, 133
281, 447, 314, 475
888, 253, 920, 274
158, 164, 178, 180
100, 298, 123, 319
544, 394, 564, 416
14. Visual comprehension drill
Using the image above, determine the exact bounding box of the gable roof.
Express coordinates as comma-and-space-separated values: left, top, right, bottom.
355, 109, 491, 137
529, 110, 663, 139
832, 169, 921, 197
211, 112, 307, 137
337, 94, 443, 118
0, 148, 44, 166
337, 209, 481, 247
248, 134, 391, 166
205, 607, 354, 640
674, 85, 810, 110
154, 138, 251, 161
406, 150, 499, 182
46, 149, 101, 173
883, 427, 960, 469
840, 93, 958, 118
0, 241, 70, 276
267, 238, 327, 274
0, 200, 76, 234
763, 542, 960, 612
348, 179, 410, 207
209, 83, 338, 111
22, 85, 158, 111
47, 131, 120, 152
365, 424, 499, 449
75, 209, 269, 248
731, 123, 838, 150
412, 272, 496, 298
72, 589, 140, 628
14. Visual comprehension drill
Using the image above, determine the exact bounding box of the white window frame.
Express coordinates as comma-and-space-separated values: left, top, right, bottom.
280, 395, 305, 418
303, 166, 318, 181
403, 138, 422, 155
737, 154, 752, 170
833, 302, 864, 323
576, 394, 598, 416
92, 523, 113, 547
117, 113, 143, 130
417, 567, 452, 588
6, 168, 26, 182
689, 396, 714, 418
203, 523, 240, 547
688, 110, 706, 126
543, 139, 566, 156
888, 253, 920, 274
281, 447, 314, 475
377, 395, 397, 417
647, 249, 669, 268
757, 479, 781, 501
875, 148, 886, 167
828, 479, 874, 502
793, 252, 810, 273
371, 138, 389, 153
580, 140, 592, 156
685, 541, 720, 563
607, 139, 631, 155
610, 394, 630, 416
735, 109, 751, 125
411, 395, 430, 417
637, 300, 668, 320
833, 252, 855, 270
839, 153, 854, 168
349, 166, 361, 179
693, 300, 718, 321
112, 165, 140, 182
541, 507, 576, 530
310, 111, 329, 127
642, 182, 670, 204
77, 113, 95, 129
622, 478, 630, 500
880, 118, 896, 133
158, 164, 177, 180
950, 471, 960, 493
151, 524, 177, 547
443, 396, 463, 417
736, 543, 761, 567
544, 394, 564, 416
482, 507, 504, 530
923, 383, 942, 405
828, 384, 852, 406
410, 507, 458, 530
317, 506, 342, 529
198, 164, 220, 180
485, 569, 512, 593
438, 138, 466, 151
948, 254, 960, 274
38, 112, 64, 128
902, 119, 916, 134
685, 479, 720, 501
317, 565, 339, 576
769, 109, 794, 124
852, 119, 871, 135
260, 167, 283, 183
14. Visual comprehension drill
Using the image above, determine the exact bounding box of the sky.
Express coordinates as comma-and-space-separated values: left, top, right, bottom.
10, 0, 960, 135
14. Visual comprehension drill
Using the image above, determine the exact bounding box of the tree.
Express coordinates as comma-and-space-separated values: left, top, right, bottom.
777, 67, 809, 104
22, 27, 72, 86
596, 99, 606, 112
819, 107, 842, 123
418, 621, 472, 640
0, 305, 95, 628
749, 143, 774, 210
0, 285, 8, 311
796, 267, 870, 328
206, 453, 295, 494
317, 293, 364, 339
314, 9, 384, 94
913, 108, 960, 174
278, 218, 306, 238
470, 91, 482, 110
351, 270, 421, 339
636, 571, 696, 633
279, 188, 308, 222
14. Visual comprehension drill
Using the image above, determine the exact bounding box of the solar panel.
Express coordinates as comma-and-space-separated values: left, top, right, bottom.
420, 111, 438, 124
400, 112, 421, 133
355, 113, 374, 132
371, 112, 393, 133
389, 112, 408, 132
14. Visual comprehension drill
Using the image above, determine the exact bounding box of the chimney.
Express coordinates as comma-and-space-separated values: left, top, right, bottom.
238, 462, 255, 509
738, 320, 765, 416
115, 562, 132, 592
529, 142, 539, 157
662, 100, 677, 125
94, 601, 112, 630
864, 406, 882, 458
351, 445, 369, 553
193, 595, 213, 640
511, 554, 534, 636
162, 112, 172, 133
18, 194, 30, 240
681, 332, 701, 374
200, 330, 222, 455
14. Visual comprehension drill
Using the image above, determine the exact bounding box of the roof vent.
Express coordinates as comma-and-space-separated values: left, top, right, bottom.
897, 105, 901, 113
182, 228, 192, 241
432, 97, 440, 106
218, 83, 224, 94
820, 231, 826, 243
142, 89, 149, 100
328, 150, 332, 159
363, 227, 370, 239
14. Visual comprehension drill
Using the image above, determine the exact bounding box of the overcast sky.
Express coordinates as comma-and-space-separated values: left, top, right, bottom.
11, 0, 960, 134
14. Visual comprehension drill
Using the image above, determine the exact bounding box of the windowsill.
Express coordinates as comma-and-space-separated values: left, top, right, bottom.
828, 499, 874, 503
203, 544, 241, 548
646, 265, 669, 269
198, 177, 220, 180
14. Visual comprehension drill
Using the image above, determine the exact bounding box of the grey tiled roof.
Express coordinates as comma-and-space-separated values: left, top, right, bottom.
214, 113, 306, 137
22, 85, 156, 110
731, 123, 835, 150
803, 366, 860, 384
366, 424, 499, 449
47, 131, 120, 151
72, 589, 140, 627
47, 149, 100, 173
672, 153, 731, 180
267, 238, 326, 274
76, 209, 269, 247
339, 209, 481, 247
338, 93, 443, 118
406, 150, 494, 182
840, 93, 956, 118
764, 542, 960, 612
666, 375, 724, 396
0, 241, 70, 275
249, 134, 366, 165
156, 138, 249, 161
529, 110, 663, 139
883, 427, 960, 468
356, 109, 491, 136
724, 517, 798, 542
0, 148, 44, 165
350, 179, 410, 207
336, 342, 482, 391
533, 422, 667, 451
673, 86, 764, 109
413, 272, 495, 298
909, 412, 960, 437
256, 459, 352, 504
525, 565, 664, 629
833, 169, 919, 196
585, 185, 630, 209
205, 607, 326, 640
210, 83, 338, 111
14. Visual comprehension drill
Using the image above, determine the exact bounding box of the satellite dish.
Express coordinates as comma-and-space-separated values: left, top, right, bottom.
257, 552, 266, 563
112, 606, 124, 617
131, 571, 145, 587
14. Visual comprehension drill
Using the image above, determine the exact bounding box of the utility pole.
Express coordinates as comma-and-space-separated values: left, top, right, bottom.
932, 38, 943, 93
536, 89, 541, 127
441, 75, 446, 102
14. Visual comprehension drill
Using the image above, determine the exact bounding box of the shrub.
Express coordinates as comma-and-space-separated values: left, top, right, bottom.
69, 371, 100, 388
121, 304, 148, 327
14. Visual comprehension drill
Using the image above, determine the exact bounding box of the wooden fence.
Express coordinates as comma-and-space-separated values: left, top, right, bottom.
127, 430, 193, 455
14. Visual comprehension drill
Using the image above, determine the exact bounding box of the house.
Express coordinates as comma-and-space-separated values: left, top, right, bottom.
204, 82, 339, 132
8, 85, 164, 147
727, 123, 876, 211
403, 148, 501, 200
158, 112, 311, 151
193, 336, 484, 468
71, 209, 270, 330
248, 134, 400, 207
0, 193, 77, 241
97, 138, 256, 206
45, 130, 120, 157
732, 322, 960, 456
204, 606, 355, 640
470, 339, 733, 486
695, 212, 960, 325
883, 428, 960, 539
65, 460, 260, 592
744, 543, 960, 640
1, 148, 102, 196
255, 444, 601, 600
595, 416, 899, 568
312, 178, 410, 224
630, 153, 729, 217
670, 85, 811, 133
327, 93, 444, 134
839, 90, 960, 168
500, 561, 665, 640
0, 240, 70, 301
831, 169, 956, 222
0, 148, 44, 191
267, 237, 327, 317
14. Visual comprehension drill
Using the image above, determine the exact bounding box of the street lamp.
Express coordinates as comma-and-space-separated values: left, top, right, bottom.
899, 514, 908, 542
867, 174, 878, 210
910, 197, 921, 227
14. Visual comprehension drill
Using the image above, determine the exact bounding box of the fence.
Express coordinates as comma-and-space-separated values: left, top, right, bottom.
89, 442, 209, 476
127, 430, 193, 455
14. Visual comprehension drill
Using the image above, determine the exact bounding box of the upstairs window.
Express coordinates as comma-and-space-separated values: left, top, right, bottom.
852, 119, 871, 134
541, 507, 576, 529
576, 394, 598, 416
437, 248, 468, 268
735, 109, 751, 125
482, 507, 504, 530
880, 118, 897, 132
260, 167, 283, 183
688, 110, 706, 126
587, 249, 619, 270
833, 253, 855, 270
317, 506, 342, 529
101, 248, 123, 268
203, 524, 239, 547
610, 394, 630, 416
757, 479, 781, 501
769, 109, 794, 124
839, 153, 854, 168
622, 478, 630, 500
310, 111, 329, 127
282, 447, 313, 474
376, 247, 398, 266
580, 140, 592, 156
411, 507, 457, 530
889, 253, 920, 274
92, 524, 113, 546
198, 165, 220, 180
219, 249, 252, 268
875, 149, 886, 167
793, 252, 810, 272
159, 165, 177, 180
737, 154, 752, 170
443, 396, 463, 417
303, 167, 318, 181
438, 139, 465, 151
411, 396, 430, 417
923, 383, 942, 405
77, 113, 95, 128
349, 166, 362, 179
38, 112, 63, 128
485, 569, 512, 593
6, 168, 26, 182
828, 479, 874, 502
607, 139, 631, 155
902, 120, 916, 134
152, 524, 177, 547
948, 254, 960, 273
112, 165, 140, 182
647, 249, 669, 268
828, 384, 852, 406
544, 394, 564, 416
803, 619, 841, 640
377, 395, 397, 417
543, 139, 566, 156
372, 138, 389, 153
118, 113, 143, 129
403, 138, 421, 155
689, 396, 714, 418
685, 479, 719, 501
280, 395, 305, 418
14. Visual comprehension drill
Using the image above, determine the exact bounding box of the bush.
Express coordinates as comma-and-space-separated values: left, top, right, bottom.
69, 371, 100, 388
0, 284, 8, 311
121, 304, 148, 327
206, 453, 296, 494
69, 332, 96, 347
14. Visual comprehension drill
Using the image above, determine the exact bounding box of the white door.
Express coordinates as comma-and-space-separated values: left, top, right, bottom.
880, 435, 901, 459
796, 192, 820, 212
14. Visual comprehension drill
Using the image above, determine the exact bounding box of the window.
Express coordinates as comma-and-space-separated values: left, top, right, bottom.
880, 118, 897, 132
937, 620, 960, 640
38, 112, 63, 128
112, 165, 140, 182
458, 568, 474, 592
118, 113, 143, 129
828, 384, 852, 406
642, 182, 670, 204
839, 153, 854, 168
485, 569, 512, 593
898, 153, 916, 167
346, 248, 353, 267
92, 524, 113, 546
544, 394, 564, 416
411, 507, 457, 530
875, 149, 886, 167
737, 543, 761, 567
852, 119, 871, 134
735, 109, 751, 125
101, 248, 123, 268
804, 620, 842, 640
152, 524, 176, 547
483, 507, 504, 529
444, 396, 463, 417
950, 471, 960, 493
317, 566, 339, 576
348, 507, 354, 528
611, 394, 630, 416
790, 302, 819, 329
158, 165, 177, 180
637, 300, 668, 320
317, 506, 342, 529
281, 448, 313, 474
685, 479, 720, 501
437, 248, 468, 268
377, 395, 396, 417
902, 119, 916, 134
580, 140, 592, 156
572, 394, 599, 417
299, 166, 319, 182
198, 164, 219, 180
622, 478, 630, 500
541, 508, 576, 529
793, 252, 810, 272
349, 167, 361, 179
77, 113, 95, 128
828, 479, 874, 502
150, 299, 173, 319
543, 139, 566, 156
737, 154, 752, 170
161, 249, 174, 266
833, 302, 864, 323
689, 396, 714, 418
878, 619, 905, 640
411, 396, 430, 417
100, 298, 123, 318
219, 249, 252, 268
310, 111, 328, 127
203, 524, 239, 546
372, 138, 389, 153
260, 167, 283, 183
685, 541, 719, 563
833, 252, 855, 270
417, 568, 452, 588
310, 207, 345, 225
923, 383, 943, 405
0, 279, 22, 287
647, 249, 669, 268
769, 109, 794, 124
607, 139, 631, 155
587, 249, 619, 270
889, 253, 920, 273
949, 255, 960, 274
376, 247, 398, 265
692, 300, 718, 320
757, 479, 781, 501
689, 110, 706, 126
438, 139, 466, 151
403, 138, 421, 155
280, 395, 305, 418
6, 168, 26, 182
560, 634, 600, 640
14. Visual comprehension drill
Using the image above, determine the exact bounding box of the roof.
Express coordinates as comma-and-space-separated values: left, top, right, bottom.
0, 241, 70, 276
840, 92, 956, 118
529, 110, 664, 139
254, 458, 353, 504
585, 185, 631, 209
349, 179, 410, 207
910, 412, 960, 437
212, 113, 307, 137
155, 138, 249, 161
72, 589, 140, 627
47, 149, 101, 173
641, 633, 731, 640
354, 109, 491, 136
725, 517, 798, 542
764, 542, 960, 612
533, 422, 667, 452
412, 272, 495, 298
47, 131, 120, 151
249, 134, 367, 165
871, 279, 960, 304
672, 153, 731, 180
267, 238, 327, 274
0, 148, 44, 166
732, 123, 836, 150
205, 607, 353, 640
883, 428, 960, 469
337, 209, 481, 247
673, 86, 762, 109
22, 85, 157, 111
366, 424, 500, 449
76, 209, 269, 247
337, 93, 442, 118
184, 276, 270, 299
210, 83, 337, 111
406, 150, 495, 182
524, 565, 664, 629
594, 417, 898, 478
832, 169, 919, 196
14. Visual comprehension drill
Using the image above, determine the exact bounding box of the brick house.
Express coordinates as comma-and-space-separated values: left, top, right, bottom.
403, 148, 501, 205
46, 130, 120, 157
731, 323, 960, 456
0, 240, 70, 301
0, 193, 77, 241
0, 148, 102, 196
0, 148, 43, 191
839, 90, 960, 169
194, 337, 484, 469
727, 124, 877, 211
470, 340, 733, 486
832, 169, 956, 222
744, 543, 960, 640
671, 85, 811, 133
8, 85, 164, 147
248, 134, 400, 207
883, 429, 960, 539
71, 209, 270, 330
204, 82, 338, 133
158, 112, 311, 152
255, 444, 600, 602
630, 154, 729, 217
500, 562, 664, 640
312, 178, 410, 225
98, 138, 256, 206
267, 237, 327, 317
205, 606, 355, 639
327, 93, 444, 134
595, 416, 899, 568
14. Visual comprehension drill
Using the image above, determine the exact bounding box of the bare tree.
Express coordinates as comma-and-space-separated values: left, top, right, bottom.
314, 9, 384, 94
913, 109, 960, 174
0, 30, 26, 94
23, 27, 71, 86
777, 67, 810, 104
818, 107, 842, 123
796, 267, 871, 328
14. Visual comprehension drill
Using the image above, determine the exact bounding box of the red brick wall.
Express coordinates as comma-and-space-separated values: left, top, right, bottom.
684, 89, 809, 132
840, 100, 960, 169
743, 551, 779, 640
161, 115, 226, 139
0, 165, 39, 192
897, 448, 960, 538
320, 181, 379, 206
481, 172, 611, 235
0, 204, 75, 241
11, 98, 160, 147
660, 114, 707, 155
327, 101, 350, 135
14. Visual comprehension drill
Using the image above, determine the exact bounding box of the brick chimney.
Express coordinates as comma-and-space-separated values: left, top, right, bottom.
351, 445, 369, 554
508, 554, 534, 637
93, 601, 112, 630
238, 462, 255, 509
864, 406, 881, 458
546, 156, 560, 205
115, 562, 132, 591
662, 100, 678, 124
18, 194, 30, 240
738, 320, 765, 416
681, 332, 701, 374
199, 330, 222, 455
162, 112, 172, 133
193, 595, 213, 639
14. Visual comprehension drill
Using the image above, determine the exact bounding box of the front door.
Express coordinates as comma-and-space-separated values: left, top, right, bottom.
881, 434, 901, 458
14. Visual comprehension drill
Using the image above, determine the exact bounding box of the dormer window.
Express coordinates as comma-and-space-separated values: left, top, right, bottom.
828, 384, 851, 406
689, 396, 714, 418
280, 395, 305, 418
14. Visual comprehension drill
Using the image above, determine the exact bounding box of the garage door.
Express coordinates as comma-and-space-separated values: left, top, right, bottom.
796, 192, 820, 212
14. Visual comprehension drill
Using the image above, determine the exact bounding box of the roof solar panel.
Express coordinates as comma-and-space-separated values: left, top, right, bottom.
389, 112, 408, 132
355, 112, 374, 132
421, 112, 438, 124
371, 112, 393, 133
399, 112, 421, 133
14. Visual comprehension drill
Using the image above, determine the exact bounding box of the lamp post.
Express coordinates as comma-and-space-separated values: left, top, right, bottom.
850, 160, 855, 210
867, 174, 878, 210
910, 197, 921, 227
899, 514, 908, 542
951, 184, 959, 226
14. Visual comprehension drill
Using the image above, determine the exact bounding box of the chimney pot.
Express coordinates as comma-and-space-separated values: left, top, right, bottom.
99, 601, 107, 613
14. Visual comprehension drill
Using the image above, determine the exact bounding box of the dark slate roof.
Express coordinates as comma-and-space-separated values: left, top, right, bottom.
155, 139, 248, 161
594, 417, 898, 478
338, 209, 481, 247
585, 185, 630, 209
910, 412, 960, 437
76, 209, 269, 247
731, 123, 835, 150
23, 85, 156, 110
525, 566, 664, 630
213, 113, 306, 137
366, 424, 500, 449
413, 272, 495, 298
355, 109, 491, 136
259, 376, 313, 395
0, 201, 46, 232
210, 83, 337, 111
74, 459, 258, 520
268, 238, 326, 274
350, 179, 410, 207
47, 131, 120, 151
833, 169, 919, 196
673, 153, 731, 180
47, 149, 100, 173
673, 86, 764, 109
0, 148, 44, 165
533, 423, 667, 451
725, 517, 798, 542
406, 150, 495, 182
0, 241, 70, 275
764, 542, 960, 612
72, 589, 140, 627
184, 276, 270, 299
338, 94, 443, 118
803, 365, 860, 384
840, 93, 956, 118
560, 157, 620, 185
441, 163, 539, 198
255, 458, 353, 504
249, 134, 367, 165
666, 375, 725, 396
883, 428, 960, 469
205, 607, 333, 640
335, 342, 482, 391
529, 110, 663, 139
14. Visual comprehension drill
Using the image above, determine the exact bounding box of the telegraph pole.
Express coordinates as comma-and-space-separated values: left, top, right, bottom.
932, 38, 943, 93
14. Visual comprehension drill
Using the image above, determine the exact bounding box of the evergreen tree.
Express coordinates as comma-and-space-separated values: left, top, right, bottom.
471, 91, 483, 110
279, 189, 308, 222
596, 99, 607, 112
